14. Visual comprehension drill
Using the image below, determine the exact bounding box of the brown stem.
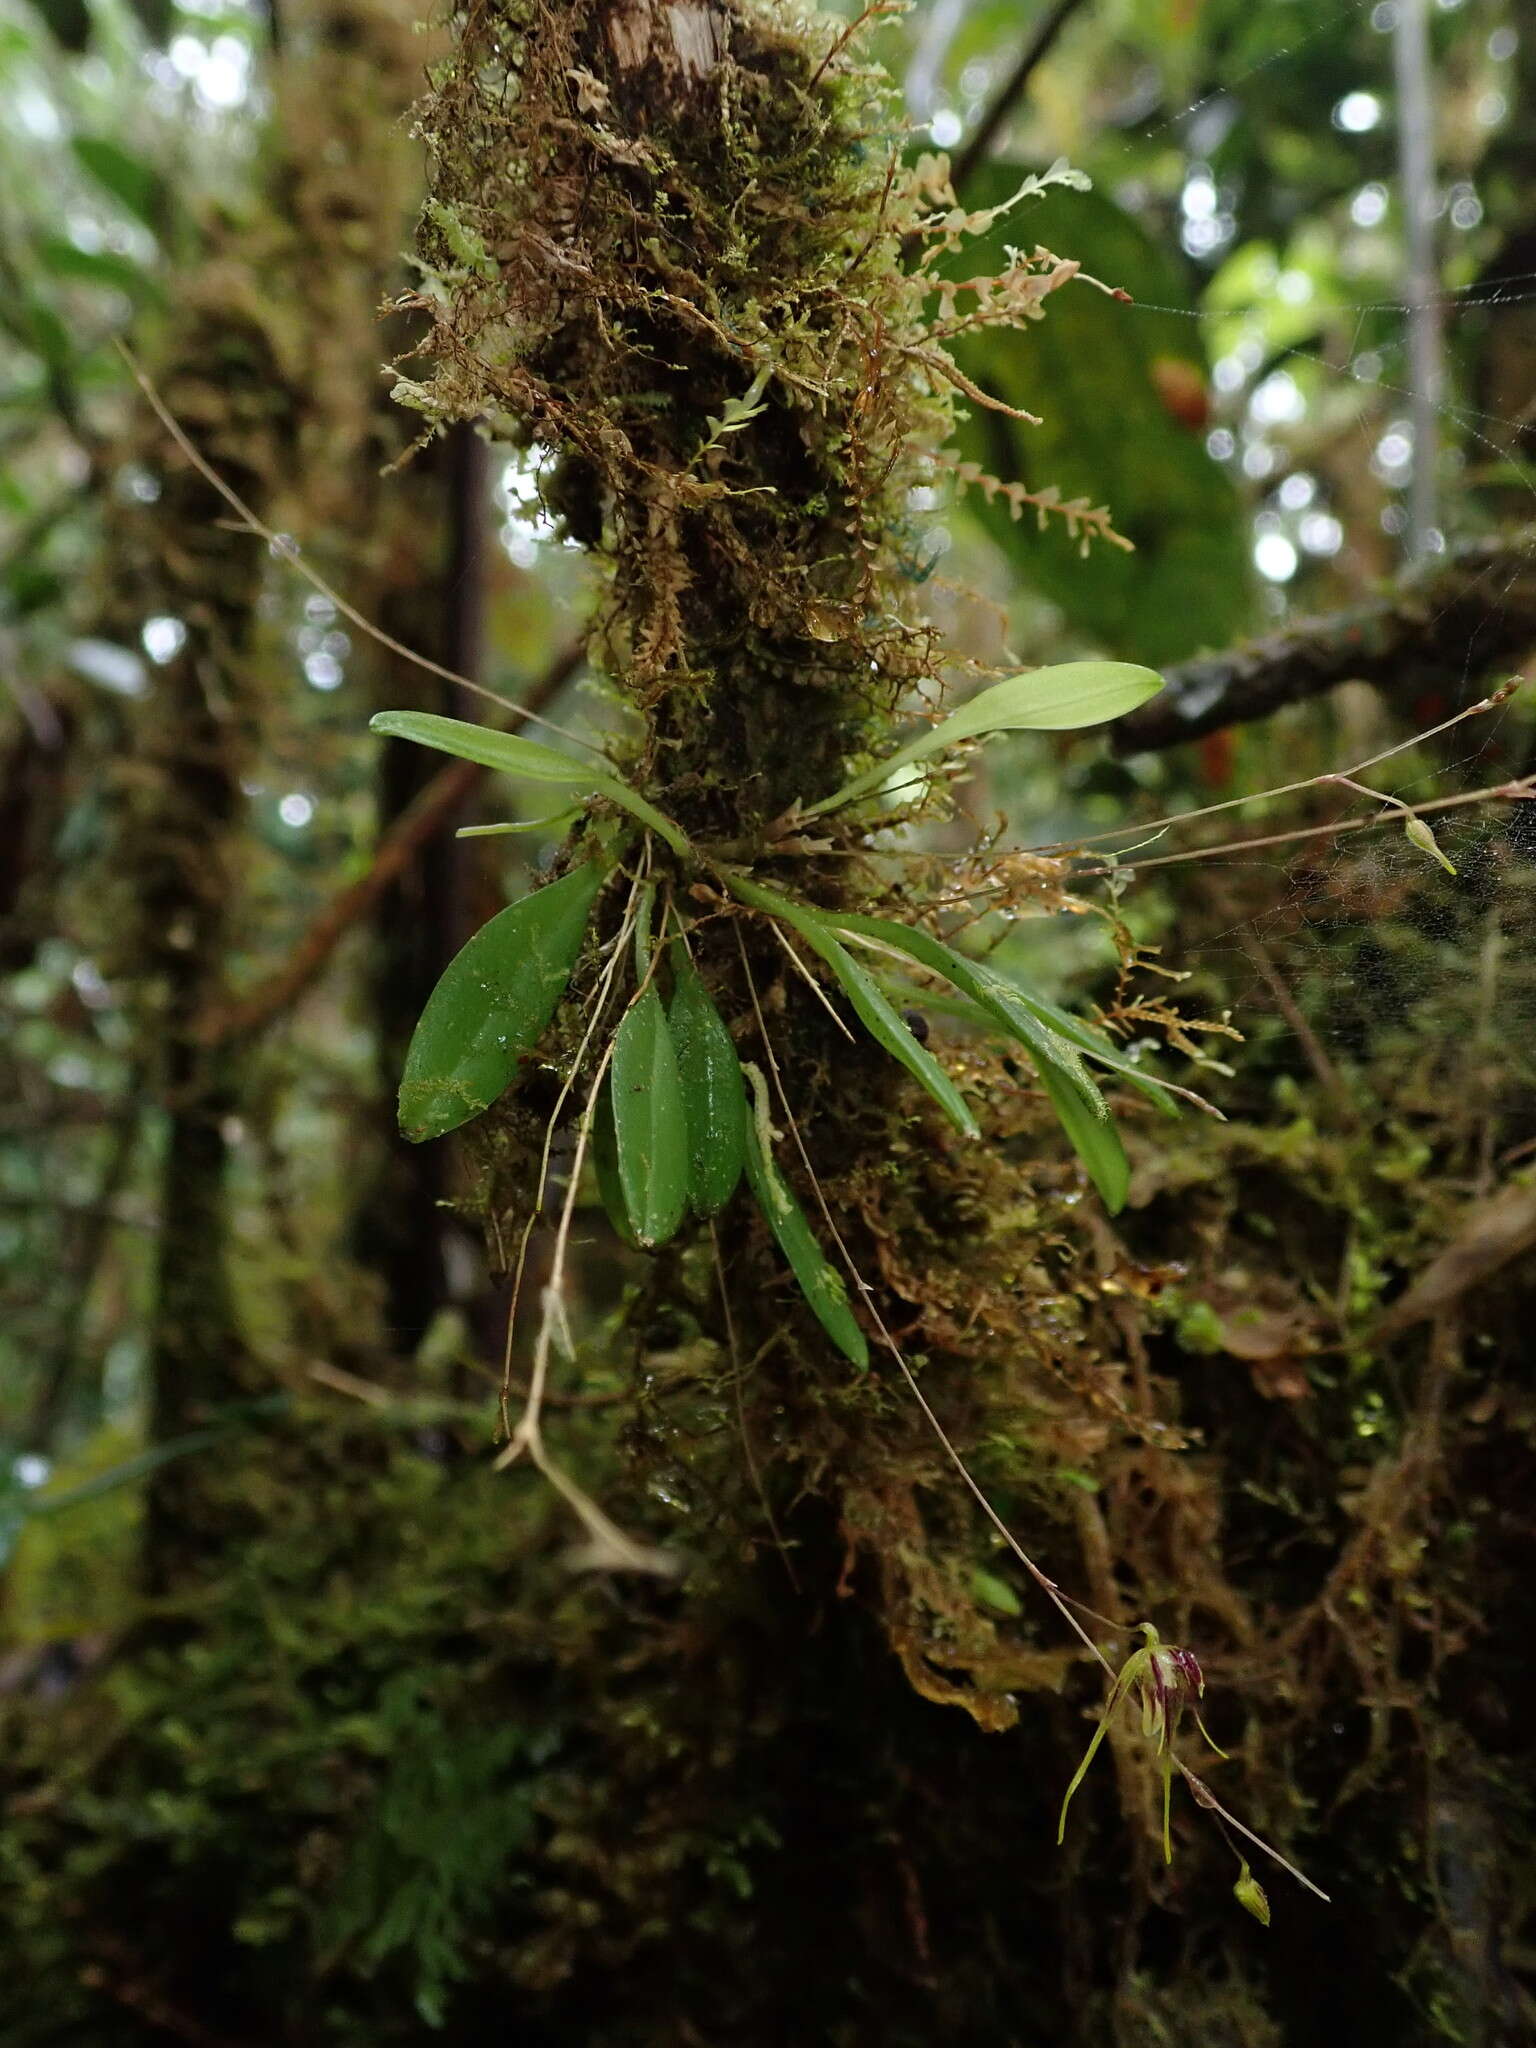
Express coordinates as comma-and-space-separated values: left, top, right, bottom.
949, 0, 1092, 192
198, 641, 582, 1047
1114, 531, 1536, 753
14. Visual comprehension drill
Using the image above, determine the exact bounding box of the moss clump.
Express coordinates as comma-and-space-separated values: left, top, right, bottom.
394, 0, 1070, 826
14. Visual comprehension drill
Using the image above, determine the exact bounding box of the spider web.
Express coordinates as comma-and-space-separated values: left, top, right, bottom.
1037, 0, 1536, 1124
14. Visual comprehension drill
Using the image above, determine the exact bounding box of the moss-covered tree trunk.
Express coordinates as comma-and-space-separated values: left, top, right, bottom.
396, 0, 1144, 1724
98, 0, 431, 1588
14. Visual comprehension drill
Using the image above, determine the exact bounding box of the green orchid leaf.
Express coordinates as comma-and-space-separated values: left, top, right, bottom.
742, 1066, 869, 1372
369, 710, 689, 856
668, 950, 746, 1216
399, 857, 610, 1142
807, 661, 1163, 815
590, 1077, 639, 1247
825, 911, 1139, 1212
989, 978, 1179, 1117
1031, 1058, 1131, 1215
725, 875, 978, 1139
611, 987, 689, 1248
71, 135, 163, 229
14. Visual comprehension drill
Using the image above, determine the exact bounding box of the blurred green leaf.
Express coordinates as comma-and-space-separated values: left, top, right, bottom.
943, 172, 1252, 664
70, 134, 161, 228
971, 1565, 1022, 1616
15, 292, 72, 379
35, 234, 158, 298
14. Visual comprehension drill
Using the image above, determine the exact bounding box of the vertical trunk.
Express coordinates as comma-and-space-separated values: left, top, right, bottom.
97, 0, 432, 1588
351, 429, 490, 1361
117, 312, 284, 1591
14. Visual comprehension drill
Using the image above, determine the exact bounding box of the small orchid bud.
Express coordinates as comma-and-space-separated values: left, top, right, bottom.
1404, 814, 1456, 876
1234, 1861, 1271, 1927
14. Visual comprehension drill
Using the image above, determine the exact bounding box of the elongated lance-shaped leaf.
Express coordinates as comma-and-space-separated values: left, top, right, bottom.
823, 910, 1137, 1211
862, 967, 1135, 1210
986, 977, 1178, 1116
725, 874, 978, 1139
399, 857, 610, 1142
1031, 1058, 1131, 1214
591, 1076, 639, 1247
742, 1064, 868, 1371
825, 911, 1098, 1096
369, 709, 690, 857
610, 986, 689, 1248
806, 661, 1163, 816
668, 949, 746, 1216
846, 913, 1176, 1116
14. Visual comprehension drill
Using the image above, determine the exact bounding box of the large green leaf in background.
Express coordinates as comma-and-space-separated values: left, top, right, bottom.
943, 169, 1252, 666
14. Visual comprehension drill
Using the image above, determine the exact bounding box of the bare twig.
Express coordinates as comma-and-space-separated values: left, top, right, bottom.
1375, 1177, 1536, 1338
766, 921, 855, 1041
949, 0, 1092, 192
1077, 772, 1535, 878
491, 1027, 676, 1576
1113, 534, 1536, 752
1047, 685, 1517, 858
500, 861, 645, 1428
116, 340, 605, 755
198, 641, 583, 1046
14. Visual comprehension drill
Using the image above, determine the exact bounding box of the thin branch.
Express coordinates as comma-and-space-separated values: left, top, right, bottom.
809, 0, 905, 88
1040, 686, 1513, 857
500, 861, 645, 1429
198, 642, 583, 1046
1112, 532, 1536, 753
1179, 1763, 1331, 1903
766, 921, 855, 1041
115, 341, 605, 755
948, 0, 1092, 192
1076, 772, 1535, 878
491, 1031, 676, 1576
